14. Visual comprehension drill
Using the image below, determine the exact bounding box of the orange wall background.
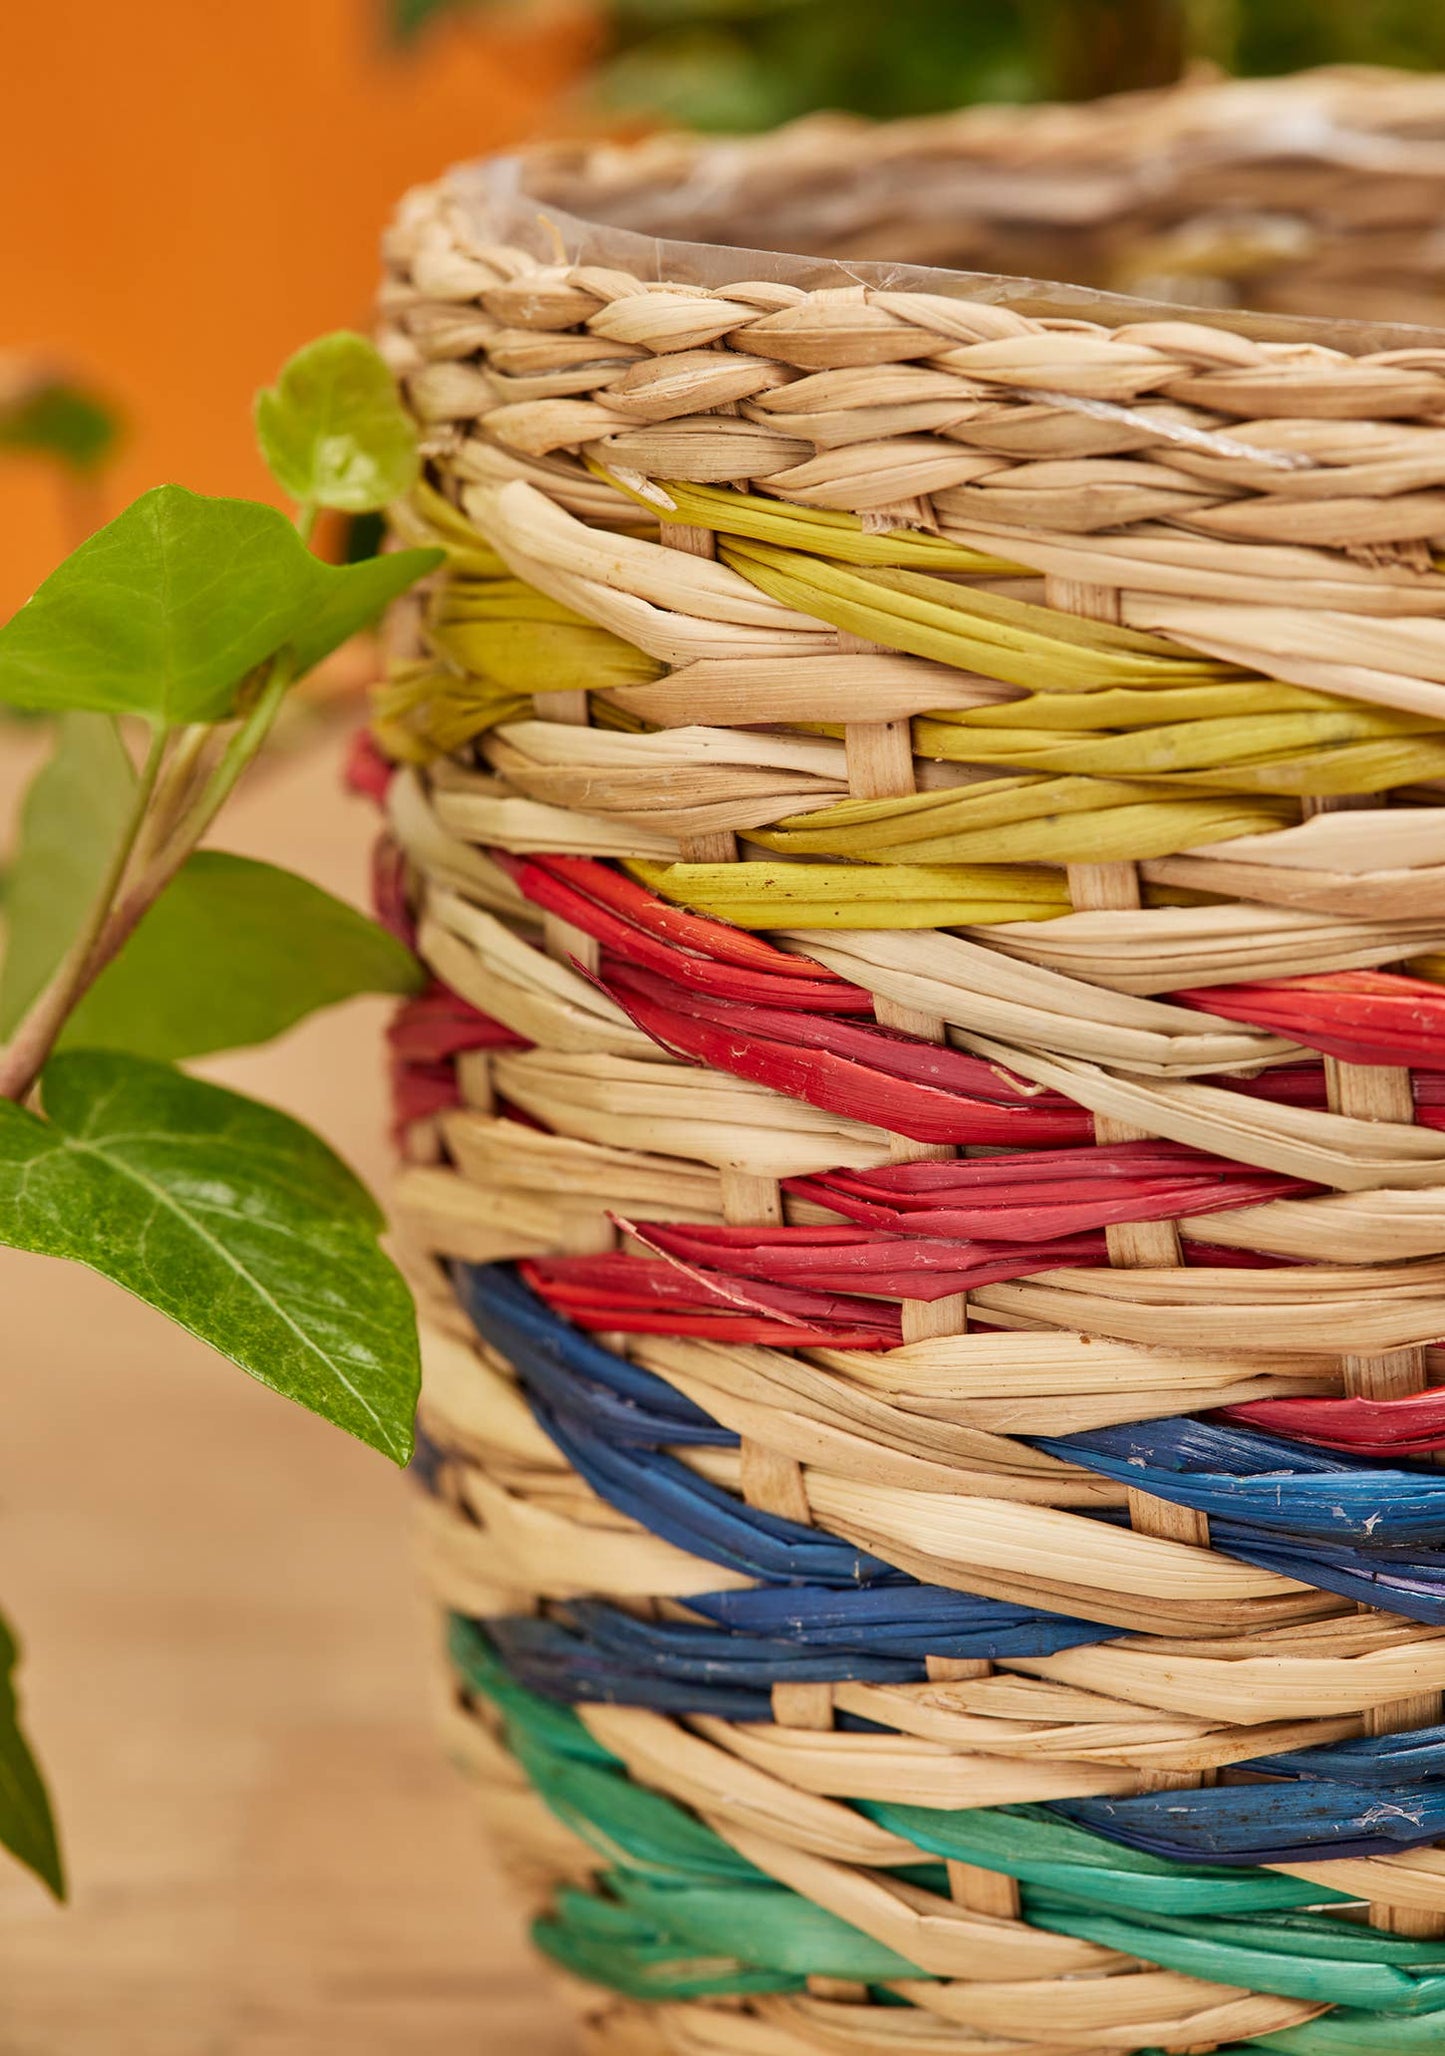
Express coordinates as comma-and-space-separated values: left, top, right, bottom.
0, 0, 591, 615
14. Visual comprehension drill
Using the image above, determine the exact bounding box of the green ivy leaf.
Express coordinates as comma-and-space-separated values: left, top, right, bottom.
0, 1052, 419, 1461
0, 1610, 64, 1900
0, 713, 136, 1039
0, 486, 441, 724
0, 729, 422, 1054
56, 851, 423, 1060
256, 333, 422, 513
288, 544, 442, 678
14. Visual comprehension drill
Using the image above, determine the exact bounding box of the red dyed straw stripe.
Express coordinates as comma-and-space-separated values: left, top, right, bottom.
391, 1058, 463, 1132
520, 1254, 901, 1348
789, 1143, 1310, 1240
387, 983, 530, 1064
599, 962, 1093, 1145
500, 852, 873, 1011
1175, 970, 1445, 1069
1221, 1390, 1445, 1457
626, 1217, 1110, 1297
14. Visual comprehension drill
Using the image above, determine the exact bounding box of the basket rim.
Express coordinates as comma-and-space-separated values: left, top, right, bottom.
426, 70, 1445, 356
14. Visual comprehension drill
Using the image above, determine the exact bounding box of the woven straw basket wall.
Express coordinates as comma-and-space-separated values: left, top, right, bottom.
371, 67, 1445, 2056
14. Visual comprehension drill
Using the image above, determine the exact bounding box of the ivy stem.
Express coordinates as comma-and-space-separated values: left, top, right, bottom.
162, 657, 294, 858
0, 725, 168, 1103
73, 657, 295, 1001
0, 499, 318, 1107
131, 722, 217, 872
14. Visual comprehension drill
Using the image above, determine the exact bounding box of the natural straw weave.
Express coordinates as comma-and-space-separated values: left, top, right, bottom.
371, 67, 1445, 2056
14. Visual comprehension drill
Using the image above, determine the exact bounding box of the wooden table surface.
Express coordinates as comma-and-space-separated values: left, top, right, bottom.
0, 726, 576, 2053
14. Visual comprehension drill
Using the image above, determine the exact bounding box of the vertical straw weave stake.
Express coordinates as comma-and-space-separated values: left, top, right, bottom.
373, 66, 1445, 2056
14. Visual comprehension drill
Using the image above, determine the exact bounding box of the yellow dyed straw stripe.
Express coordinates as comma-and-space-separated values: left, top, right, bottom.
626, 858, 1072, 929
590, 468, 1029, 573
371, 661, 528, 763
627, 856, 1216, 927
430, 579, 663, 699
391, 481, 512, 576
914, 708, 1445, 796
753, 774, 1293, 866
382, 479, 1445, 849
720, 537, 1234, 691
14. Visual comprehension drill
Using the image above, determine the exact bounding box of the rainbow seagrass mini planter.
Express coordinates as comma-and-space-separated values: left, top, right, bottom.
366, 65, 1445, 2056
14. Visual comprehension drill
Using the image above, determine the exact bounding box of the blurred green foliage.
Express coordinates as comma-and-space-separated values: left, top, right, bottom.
390, 0, 462, 37
1230, 1, 1445, 73
387, 0, 1445, 124
590, 0, 1043, 128
0, 373, 123, 730
0, 380, 119, 474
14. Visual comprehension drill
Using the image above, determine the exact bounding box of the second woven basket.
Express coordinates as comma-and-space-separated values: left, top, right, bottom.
373, 67, 1445, 2056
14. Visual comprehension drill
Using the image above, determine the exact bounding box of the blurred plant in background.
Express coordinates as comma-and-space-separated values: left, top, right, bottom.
389, 0, 1445, 127
1231, 1, 1445, 77
0, 357, 121, 556
0, 364, 119, 479
0, 361, 123, 741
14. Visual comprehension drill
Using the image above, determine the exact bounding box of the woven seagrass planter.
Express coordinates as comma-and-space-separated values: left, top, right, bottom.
371, 67, 1445, 2056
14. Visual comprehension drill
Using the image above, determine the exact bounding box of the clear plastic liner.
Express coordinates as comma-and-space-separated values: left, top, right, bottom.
444, 148, 1445, 356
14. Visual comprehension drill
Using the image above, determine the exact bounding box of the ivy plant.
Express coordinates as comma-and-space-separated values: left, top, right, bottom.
0, 329, 440, 1902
